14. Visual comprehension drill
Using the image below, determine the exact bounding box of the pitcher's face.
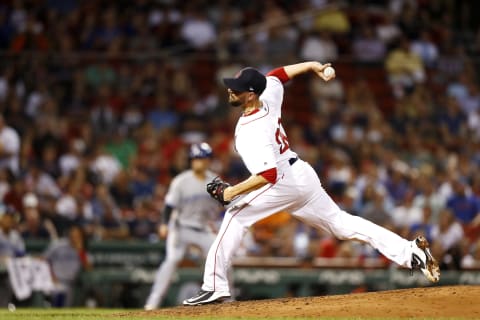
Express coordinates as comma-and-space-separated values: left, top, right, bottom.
227, 89, 250, 107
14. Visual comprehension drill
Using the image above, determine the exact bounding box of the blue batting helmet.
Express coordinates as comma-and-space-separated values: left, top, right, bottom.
189, 142, 213, 159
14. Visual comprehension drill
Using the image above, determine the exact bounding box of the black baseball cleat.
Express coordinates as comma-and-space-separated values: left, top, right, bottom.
183, 290, 231, 306
410, 236, 440, 282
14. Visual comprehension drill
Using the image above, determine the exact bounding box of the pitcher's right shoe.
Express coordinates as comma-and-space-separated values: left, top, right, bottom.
183, 290, 231, 306
411, 236, 440, 282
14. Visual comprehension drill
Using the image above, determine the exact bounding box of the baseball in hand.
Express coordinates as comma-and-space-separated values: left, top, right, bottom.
323, 66, 335, 77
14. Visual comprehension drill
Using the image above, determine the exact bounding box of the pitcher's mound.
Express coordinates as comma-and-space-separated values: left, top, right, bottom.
144, 285, 479, 318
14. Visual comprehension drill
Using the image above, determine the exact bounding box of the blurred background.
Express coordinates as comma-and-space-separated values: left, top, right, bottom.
0, 0, 480, 309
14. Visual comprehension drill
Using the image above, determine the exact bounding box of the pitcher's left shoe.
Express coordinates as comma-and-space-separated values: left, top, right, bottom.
183, 290, 231, 306
411, 236, 440, 282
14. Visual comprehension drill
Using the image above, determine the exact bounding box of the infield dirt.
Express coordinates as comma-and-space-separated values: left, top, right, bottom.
140, 285, 479, 318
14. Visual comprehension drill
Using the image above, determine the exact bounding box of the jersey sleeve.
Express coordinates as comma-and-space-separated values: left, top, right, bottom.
260, 76, 284, 113
164, 176, 182, 207
266, 67, 290, 84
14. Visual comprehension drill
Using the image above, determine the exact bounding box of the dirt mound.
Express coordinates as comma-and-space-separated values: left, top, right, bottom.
136, 285, 479, 318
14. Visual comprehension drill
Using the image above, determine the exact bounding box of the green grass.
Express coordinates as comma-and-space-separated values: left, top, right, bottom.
0, 309, 468, 320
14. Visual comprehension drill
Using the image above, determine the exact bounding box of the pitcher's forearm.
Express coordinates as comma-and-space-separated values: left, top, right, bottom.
283, 61, 333, 81
224, 174, 269, 200
283, 62, 318, 78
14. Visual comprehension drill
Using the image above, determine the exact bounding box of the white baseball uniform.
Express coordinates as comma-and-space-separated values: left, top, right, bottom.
200, 75, 414, 293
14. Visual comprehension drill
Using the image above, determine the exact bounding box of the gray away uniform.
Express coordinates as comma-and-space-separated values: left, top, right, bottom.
145, 169, 222, 308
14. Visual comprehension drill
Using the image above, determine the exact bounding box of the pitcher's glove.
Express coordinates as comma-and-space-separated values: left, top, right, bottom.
207, 177, 231, 206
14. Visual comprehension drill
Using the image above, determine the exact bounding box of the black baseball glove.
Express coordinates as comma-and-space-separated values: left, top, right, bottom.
207, 177, 231, 206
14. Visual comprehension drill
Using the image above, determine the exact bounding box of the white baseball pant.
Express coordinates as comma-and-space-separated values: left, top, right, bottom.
201, 159, 412, 293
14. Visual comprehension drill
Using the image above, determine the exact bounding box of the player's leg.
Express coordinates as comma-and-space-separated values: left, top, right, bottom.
145, 225, 187, 310
291, 162, 439, 281
184, 189, 295, 305
202, 209, 245, 292
197, 230, 236, 301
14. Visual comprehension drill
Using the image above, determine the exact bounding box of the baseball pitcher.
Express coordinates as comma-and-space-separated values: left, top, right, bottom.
184, 62, 440, 306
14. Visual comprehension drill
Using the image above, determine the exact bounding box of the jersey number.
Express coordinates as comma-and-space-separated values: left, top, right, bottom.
275, 118, 290, 154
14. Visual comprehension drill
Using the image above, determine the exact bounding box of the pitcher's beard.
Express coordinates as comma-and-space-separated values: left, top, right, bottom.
229, 100, 242, 107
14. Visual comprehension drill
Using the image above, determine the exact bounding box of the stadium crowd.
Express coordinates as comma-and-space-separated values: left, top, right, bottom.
0, 0, 480, 285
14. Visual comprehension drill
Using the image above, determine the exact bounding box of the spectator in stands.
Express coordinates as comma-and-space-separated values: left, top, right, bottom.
0, 204, 24, 258
40, 144, 61, 180
44, 225, 91, 307
303, 114, 331, 147
0, 114, 20, 176
90, 85, 117, 136
127, 197, 158, 240
147, 92, 180, 132
412, 174, 446, 222
385, 36, 426, 98
461, 238, 480, 269
410, 30, 439, 68
89, 142, 122, 186
437, 96, 468, 143
89, 7, 122, 51
0, 168, 11, 201
329, 108, 364, 146
250, 212, 295, 257
19, 192, 57, 240
383, 161, 410, 205
128, 12, 159, 52
90, 183, 117, 223
430, 208, 465, 270
337, 186, 361, 216
84, 62, 116, 91
312, 5, 350, 34
180, 8, 216, 51
352, 25, 386, 63
130, 166, 156, 200
0, 204, 24, 307
24, 161, 61, 200
468, 108, 480, 141
300, 30, 338, 62
96, 207, 129, 240
0, 8, 14, 49
59, 139, 86, 178
105, 127, 137, 170
90, 183, 128, 240
325, 149, 353, 196
309, 71, 345, 110
109, 170, 135, 211
9, 13, 49, 53
395, 1, 421, 39
122, 103, 144, 133
55, 178, 83, 230
446, 179, 479, 226
264, 24, 298, 65
375, 11, 402, 45
360, 187, 394, 228
435, 43, 472, 83
454, 80, 480, 116
409, 205, 435, 243
390, 189, 423, 237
